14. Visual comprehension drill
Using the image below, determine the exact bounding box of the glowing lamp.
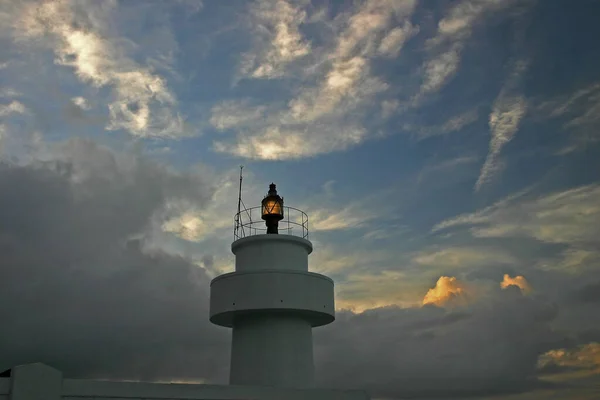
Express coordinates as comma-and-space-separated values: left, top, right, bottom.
261, 183, 284, 234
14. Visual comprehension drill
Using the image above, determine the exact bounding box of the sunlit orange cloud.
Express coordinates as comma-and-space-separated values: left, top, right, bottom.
500, 274, 532, 293
537, 342, 600, 382
423, 276, 470, 307
336, 299, 419, 314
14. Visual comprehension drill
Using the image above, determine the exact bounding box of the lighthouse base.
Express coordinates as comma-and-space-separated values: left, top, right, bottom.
230, 313, 314, 388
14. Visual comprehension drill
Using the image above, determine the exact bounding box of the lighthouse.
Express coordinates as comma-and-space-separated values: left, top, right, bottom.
209, 183, 335, 388
1, 182, 368, 400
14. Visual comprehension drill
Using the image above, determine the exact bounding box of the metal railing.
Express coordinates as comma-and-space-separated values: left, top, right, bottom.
234, 205, 309, 241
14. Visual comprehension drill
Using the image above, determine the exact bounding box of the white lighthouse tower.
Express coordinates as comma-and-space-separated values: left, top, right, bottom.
209, 182, 335, 388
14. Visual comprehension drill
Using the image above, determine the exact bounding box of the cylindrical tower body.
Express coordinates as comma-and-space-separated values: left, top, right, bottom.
210, 234, 335, 388
230, 314, 314, 387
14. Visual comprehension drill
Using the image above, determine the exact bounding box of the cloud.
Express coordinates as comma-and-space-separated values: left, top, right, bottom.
0, 138, 230, 381
377, 22, 419, 58
315, 287, 559, 398
433, 184, 600, 272
239, 0, 311, 79
380, 99, 400, 119
501, 274, 532, 293
0, 133, 574, 400
296, 183, 401, 234
13, 0, 186, 138
174, 0, 204, 15
423, 276, 471, 307
284, 0, 417, 123
539, 82, 600, 128
475, 94, 527, 190
434, 184, 600, 244
155, 168, 247, 243
212, 0, 418, 160
420, 46, 462, 96
421, 274, 532, 309
209, 100, 268, 131
400, 108, 480, 140
571, 281, 600, 304
214, 123, 369, 160
335, 270, 419, 313
413, 246, 516, 270
417, 155, 479, 184
162, 211, 208, 242
536, 82, 600, 153
0, 100, 27, 117
71, 96, 90, 110
537, 343, 600, 382
418, 0, 525, 97
309, 204, 378, 232
475, 60, 528, 191
0, 140, 564, 398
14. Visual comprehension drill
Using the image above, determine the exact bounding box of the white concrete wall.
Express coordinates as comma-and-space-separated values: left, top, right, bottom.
6, 363, 62, 400
0, 377, 9, 400
232, 235, 312, 272
2, 363, 370, 400
230, 314, 314, 388
210, 270, 335, 327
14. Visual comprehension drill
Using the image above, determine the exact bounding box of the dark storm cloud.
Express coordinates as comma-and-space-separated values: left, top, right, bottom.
314, 287, 562, 399
571, 281, 600, 304
0, 139, 230, 382
0, 137, 591, 399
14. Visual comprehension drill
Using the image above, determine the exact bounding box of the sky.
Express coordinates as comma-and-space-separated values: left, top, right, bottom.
0, 0, 600, 399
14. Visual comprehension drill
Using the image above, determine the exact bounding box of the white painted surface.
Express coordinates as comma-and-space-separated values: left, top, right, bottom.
8, 363, 62, 400
232, 235, 312, 272
210, 270, 335, 327
230, 314, 314, 387
210, 234, 336, 389
0, 378, 9, 395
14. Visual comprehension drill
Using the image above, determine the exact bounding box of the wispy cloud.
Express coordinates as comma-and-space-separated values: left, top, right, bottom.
536, 82, 600, 153
14, 0, 186, 138
418, 0, 525, 98
400, 107, 480, 139
412, 246, 516, 270
377, 22, 419, 58
435, 184, 600, 244
209, 100, 268, 131
539, 83, 600, 127
239, 0, 311, 79
433, 184, 600, 271
302, 183, 399, 232
417, 155, 479, 184
475, 60, 528, 191
213, 0, 419, 160
310, 206, 375, 231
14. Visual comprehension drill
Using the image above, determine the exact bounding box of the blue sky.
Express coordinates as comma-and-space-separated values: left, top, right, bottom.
1, 0, 600, 399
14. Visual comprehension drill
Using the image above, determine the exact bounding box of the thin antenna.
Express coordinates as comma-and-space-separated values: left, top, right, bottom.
235, 166, 244, 238
237, 165, 243, 217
